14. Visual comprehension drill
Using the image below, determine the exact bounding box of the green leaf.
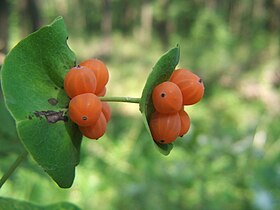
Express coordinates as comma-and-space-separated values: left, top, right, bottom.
140, 45, 180, 155
1, 17, 82, 188
0, 81, 18, 140
0, 197, 81, 210
0, 82, 24, 156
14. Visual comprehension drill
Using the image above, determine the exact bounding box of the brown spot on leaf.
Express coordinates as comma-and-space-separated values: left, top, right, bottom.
34, 110, 68, 123
48, 98, 58, 106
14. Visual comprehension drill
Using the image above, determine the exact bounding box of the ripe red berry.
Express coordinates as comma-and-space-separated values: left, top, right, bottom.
178, 109, 190, 137
170, 69, 198, 81
101, 102, 112, 122
152, 81, 183, 114
69, 93, 102, 126
149, 111, 181, 144
79, 58, 109, 94
79, 112, 107, 140
96, 87, 106, 97
64, 65, 97, 98
170, 69, 204, 105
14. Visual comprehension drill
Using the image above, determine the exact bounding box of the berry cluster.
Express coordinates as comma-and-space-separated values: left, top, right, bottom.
64, 59, 111, 140
149, 68, 204, 144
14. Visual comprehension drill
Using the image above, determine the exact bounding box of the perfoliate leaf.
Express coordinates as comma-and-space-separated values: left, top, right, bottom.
140, 45, 180, 155
1, 17, 82, 188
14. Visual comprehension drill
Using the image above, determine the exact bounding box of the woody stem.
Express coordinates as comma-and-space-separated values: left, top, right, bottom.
0, 150, 28, 188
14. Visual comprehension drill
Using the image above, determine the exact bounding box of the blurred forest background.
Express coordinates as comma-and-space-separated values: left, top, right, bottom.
1, 0, 280, 209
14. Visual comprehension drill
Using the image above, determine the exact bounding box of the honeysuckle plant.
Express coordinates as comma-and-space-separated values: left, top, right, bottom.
0, 17, 185, 193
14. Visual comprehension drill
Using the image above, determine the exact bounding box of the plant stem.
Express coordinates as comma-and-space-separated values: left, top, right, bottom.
100, 96, 141, 104
0, 150, 28, 188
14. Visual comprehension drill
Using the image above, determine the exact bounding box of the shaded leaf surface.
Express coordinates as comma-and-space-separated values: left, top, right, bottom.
0, 197, 81, 210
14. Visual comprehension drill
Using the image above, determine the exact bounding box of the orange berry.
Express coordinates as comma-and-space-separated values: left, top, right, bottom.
152, 81, 183, 114
69, 93, 102, 126
79, 58, 109, 94
170, 69, 204, 105
96, 87, 106, 97
178, 109, 190, 137
79, 113, 107, 140
101, 102, 112, 122
64, 65, 97, 98
149, 111, 181, 144
170, 69, 198, 81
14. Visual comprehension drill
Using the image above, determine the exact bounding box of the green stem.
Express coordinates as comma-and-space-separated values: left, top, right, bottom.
100, 96, 141, 104
0, 150, 28, 188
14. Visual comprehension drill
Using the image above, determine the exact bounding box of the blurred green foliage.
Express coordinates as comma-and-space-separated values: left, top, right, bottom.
1, 0, 280, 210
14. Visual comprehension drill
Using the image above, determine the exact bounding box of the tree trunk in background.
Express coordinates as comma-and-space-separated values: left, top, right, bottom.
154, 0, 171, 48
229, 1, 244, 36
19, 0, 41, 37
0, 0, 9, 54
27, 0, 41, 31
99, 0, 112, 58
139, 1, 153, 45
271, 0, 280, 55
267, 0, 280, 55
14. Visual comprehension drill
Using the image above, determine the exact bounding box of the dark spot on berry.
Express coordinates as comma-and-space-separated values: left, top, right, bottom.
82, 116, 88, 121
160, 140, 165, 143
161, 92, 166, 98
199, 78, 203, 83
48, 98, 58, 106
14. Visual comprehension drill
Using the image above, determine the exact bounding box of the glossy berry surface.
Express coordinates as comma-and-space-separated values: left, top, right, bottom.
170, 68, 199, 82
101, 102, 112, 122
149, 111, 181, 144
178, 109, 191, 137
79, 58, 109, 94
170, 69, 204, 105
152, 81, 183, 114
69, 93, 102, 126
79, 112, 107, 139
64, 65, 97, 98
